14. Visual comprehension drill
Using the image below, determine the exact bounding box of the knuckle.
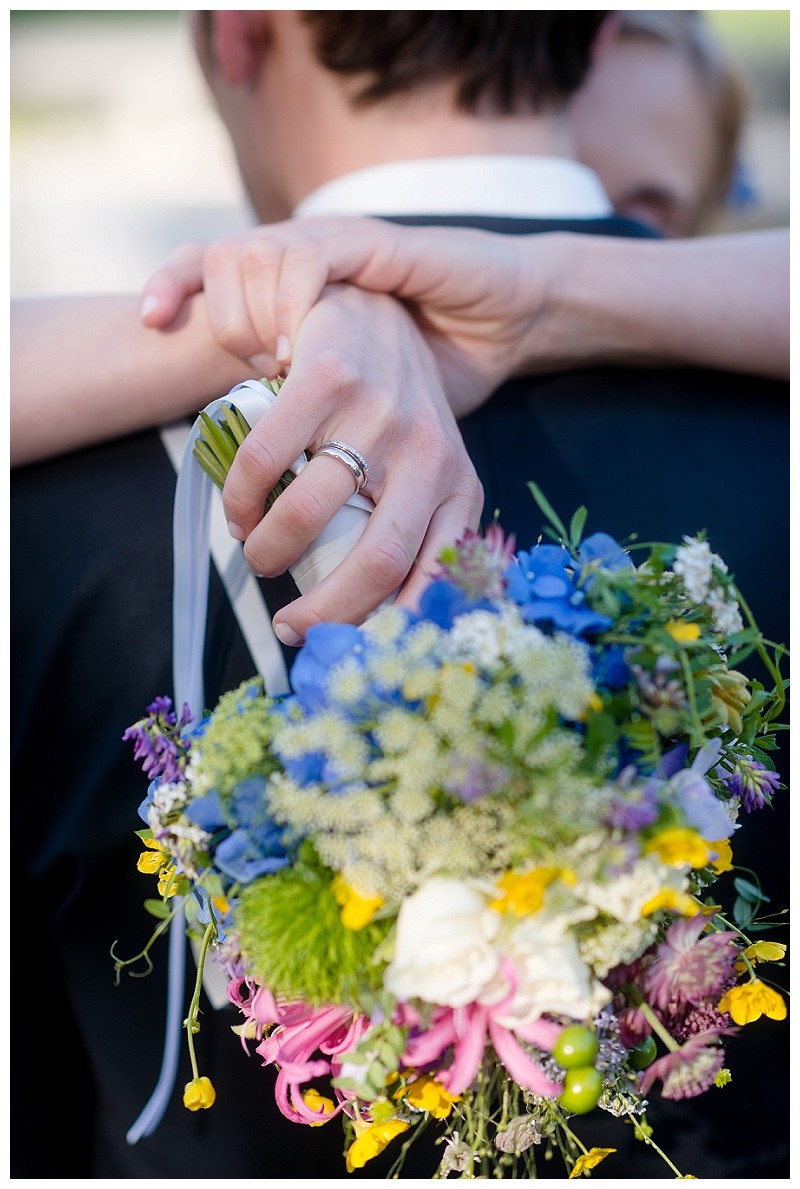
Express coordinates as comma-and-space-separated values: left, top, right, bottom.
357, 534, 415, 592
278, 482, 337, 538
304, 349, 361, 396
240, 237, 280, 273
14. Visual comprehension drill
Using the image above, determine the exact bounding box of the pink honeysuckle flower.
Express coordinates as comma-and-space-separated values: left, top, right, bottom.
402, 960, 562, 1098
228, 977, 367, 1124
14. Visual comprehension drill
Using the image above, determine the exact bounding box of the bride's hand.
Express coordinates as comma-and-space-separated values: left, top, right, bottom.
218, 283, 483, 644
140, 216, 558, 418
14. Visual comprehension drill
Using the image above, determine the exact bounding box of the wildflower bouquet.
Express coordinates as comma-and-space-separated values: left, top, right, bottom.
123, 479, 787, 1179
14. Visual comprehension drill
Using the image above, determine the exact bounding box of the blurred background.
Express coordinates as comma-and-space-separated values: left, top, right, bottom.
10, 9, 790, 297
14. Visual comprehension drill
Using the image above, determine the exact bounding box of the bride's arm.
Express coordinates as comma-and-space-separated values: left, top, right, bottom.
11, 293, 258, 467
139, 221, 789, 400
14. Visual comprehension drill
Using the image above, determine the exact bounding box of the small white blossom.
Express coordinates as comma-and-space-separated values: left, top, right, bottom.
673, 536, 727, 603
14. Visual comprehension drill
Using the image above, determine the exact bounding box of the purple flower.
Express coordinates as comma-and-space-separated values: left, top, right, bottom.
123, 695, 194, 785
724, 758, 781, 812
644, 915, 737, 1012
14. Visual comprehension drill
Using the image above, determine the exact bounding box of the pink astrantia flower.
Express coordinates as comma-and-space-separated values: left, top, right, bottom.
638, 1030, 733, 1100
644, 915, 737, 1012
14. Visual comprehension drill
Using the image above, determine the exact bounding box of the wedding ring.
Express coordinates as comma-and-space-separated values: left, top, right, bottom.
312, 440, 371, 493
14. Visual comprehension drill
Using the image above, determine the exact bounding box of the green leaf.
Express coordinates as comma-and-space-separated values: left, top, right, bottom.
733, 876, 769, 904
143, 898, 173, 920
569, 506, 588, 549
527, 482, 569, 543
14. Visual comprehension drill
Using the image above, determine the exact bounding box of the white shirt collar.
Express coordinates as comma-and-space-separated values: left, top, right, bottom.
293, 155, 612, 220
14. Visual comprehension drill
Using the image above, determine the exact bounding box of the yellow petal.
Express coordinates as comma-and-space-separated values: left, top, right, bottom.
744, 941, 787, 964
718, 980, 787, 1024
666, 621, 701, 643
569, 1148, 617, 1178
345, 1121, 409, 1172
137, 850, 166, 874
183, 1076, 216, 1111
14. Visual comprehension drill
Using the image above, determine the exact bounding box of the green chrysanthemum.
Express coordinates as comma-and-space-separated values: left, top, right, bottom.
237, 846, 391, 1005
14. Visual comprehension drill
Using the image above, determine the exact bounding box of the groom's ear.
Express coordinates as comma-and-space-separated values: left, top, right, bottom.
208, 10, 275, 86
588, 12, 622, 67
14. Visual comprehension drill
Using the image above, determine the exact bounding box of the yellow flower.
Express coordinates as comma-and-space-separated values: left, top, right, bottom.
640, 887, 697, 917
157, 864, 180, 898
212, 894, 231, 916
345, 1120, 409, 1172
137, 837, 167, 874
718, 979, 787, 1024
708, 837, 733, 874
301, 1087, 336, 1126
331, 874, 384, 930
666, 621, 701, 643
742, 941, 787, 964
183, 1076, 216, 1111
643, 827, 711, 868
569, 1148, 617, 1178
491, 866, 574, 915
402, 1074, 461, 1119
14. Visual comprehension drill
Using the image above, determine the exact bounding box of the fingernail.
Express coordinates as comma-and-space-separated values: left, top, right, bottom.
276, 334, 291, 362
227, 521, 246, 541
140, 294, 160, 321
273, 621, 303, 647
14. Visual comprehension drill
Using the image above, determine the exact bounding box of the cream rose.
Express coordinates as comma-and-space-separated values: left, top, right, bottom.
384, 877, 501, 1007
485, 914, 611, 1028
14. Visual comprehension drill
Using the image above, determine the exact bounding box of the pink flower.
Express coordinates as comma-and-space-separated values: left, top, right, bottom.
227, 977, 367, 1124
644, 915, 737, 1013
401, 960, 563, 1098
638, 1030, 733, 1100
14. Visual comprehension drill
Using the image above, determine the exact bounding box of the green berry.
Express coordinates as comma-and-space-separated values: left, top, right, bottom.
627, 1035, 658, 1070
553, 1024, 599, 1069
559, 1066, 603, 1114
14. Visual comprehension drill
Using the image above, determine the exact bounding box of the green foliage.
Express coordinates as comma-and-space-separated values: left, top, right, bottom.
237, 846, 391, 1005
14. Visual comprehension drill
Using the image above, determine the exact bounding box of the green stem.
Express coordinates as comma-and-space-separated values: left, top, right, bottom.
625, 1110, 687, 1177
733, 582, 786, 722
184, 920, 216, 1081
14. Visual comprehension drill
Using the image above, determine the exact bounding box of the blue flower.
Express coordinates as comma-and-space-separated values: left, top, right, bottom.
184, 789, 227, 832
505, 544, 611, 637
210, 777, 290, 884
578, 532, 632, 579
416, 578, 497, 629
290, 623, 365, 711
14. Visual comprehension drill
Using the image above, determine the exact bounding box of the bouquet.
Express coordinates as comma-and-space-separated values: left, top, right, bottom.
121, 405, 787, 1178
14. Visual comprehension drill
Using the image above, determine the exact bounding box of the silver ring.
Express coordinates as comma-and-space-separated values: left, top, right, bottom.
313, 440, 371, 492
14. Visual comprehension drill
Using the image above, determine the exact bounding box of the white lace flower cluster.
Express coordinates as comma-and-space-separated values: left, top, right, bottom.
673, 536, 743, 635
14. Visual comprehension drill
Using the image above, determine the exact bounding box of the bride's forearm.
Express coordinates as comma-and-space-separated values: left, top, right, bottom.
512, 229, 789, 382
11, 293, 258, 466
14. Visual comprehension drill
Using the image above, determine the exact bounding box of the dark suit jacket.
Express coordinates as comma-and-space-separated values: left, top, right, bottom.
11, 213, 788, 1178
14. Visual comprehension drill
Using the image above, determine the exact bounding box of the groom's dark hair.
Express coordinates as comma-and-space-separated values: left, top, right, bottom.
301, 11, 608, 113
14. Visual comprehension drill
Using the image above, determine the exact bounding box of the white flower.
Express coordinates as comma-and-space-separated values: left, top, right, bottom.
574, 855, 687, 924
384, 877, 501, 1007
673, 536, 727, 604
484, 913, 610, 1027
707, 585, 744, 636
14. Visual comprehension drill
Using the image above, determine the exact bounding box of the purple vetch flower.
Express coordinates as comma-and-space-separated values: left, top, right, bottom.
644, 915, 737, 1012
723, 757, 781, 812
123, 695, 194, 784
638, 1030, 732, 1100
442, 758, 510, 803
